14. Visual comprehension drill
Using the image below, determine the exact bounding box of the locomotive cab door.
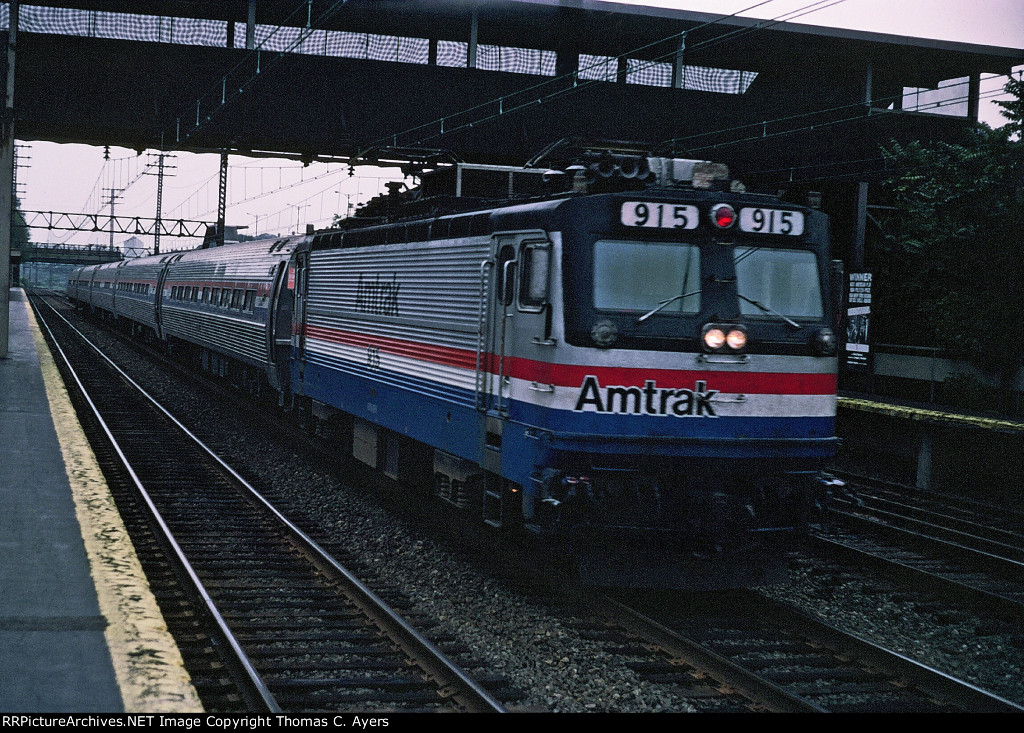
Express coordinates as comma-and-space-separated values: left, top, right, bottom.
268, 260, 293, 393
479, 231, 554, 415
291, 251, 310, 380
476, 232, 552, 526
481, 239, 518, 418
478, 232, 551, 448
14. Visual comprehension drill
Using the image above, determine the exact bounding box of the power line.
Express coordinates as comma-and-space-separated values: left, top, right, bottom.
170, 0, 350, 147
675, 81, 1012, 167
716, 86, 1014, 189
665, 70, 1013, 153
354, 0, 850, 159
61, 1, 351, 219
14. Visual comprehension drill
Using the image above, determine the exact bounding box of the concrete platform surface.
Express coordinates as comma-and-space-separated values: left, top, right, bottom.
0, 289, 201, 712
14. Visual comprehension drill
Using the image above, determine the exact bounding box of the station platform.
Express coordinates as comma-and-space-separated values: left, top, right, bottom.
0, 289, 201, 713
835, 389, 1024, 505
839, 391, 1024, 435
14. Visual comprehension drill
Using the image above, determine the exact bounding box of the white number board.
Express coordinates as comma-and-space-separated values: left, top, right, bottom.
738, 207, 805, 236
621, 202, 699, 230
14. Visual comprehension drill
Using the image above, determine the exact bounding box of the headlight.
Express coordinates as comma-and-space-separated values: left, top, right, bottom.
703, 326, 726, 351
703, 323, 747, 353
725, 327, 747, 351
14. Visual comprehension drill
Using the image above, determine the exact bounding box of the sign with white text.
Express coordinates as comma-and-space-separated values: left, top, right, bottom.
846, 272, 872, 370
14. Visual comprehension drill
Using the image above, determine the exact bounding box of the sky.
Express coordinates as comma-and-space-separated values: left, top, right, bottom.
17, 0, 1024, 252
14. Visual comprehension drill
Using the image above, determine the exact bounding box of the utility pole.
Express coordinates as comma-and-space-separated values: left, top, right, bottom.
146, 149, 176, 255
104, 187, 122, 251
12, 142, 27, 199
154, 152, 165, 254
9, 143, 28, 286
217, 151, 228, 246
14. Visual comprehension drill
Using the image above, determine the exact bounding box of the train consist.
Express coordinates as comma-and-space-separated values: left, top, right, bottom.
67, 148, 841, 587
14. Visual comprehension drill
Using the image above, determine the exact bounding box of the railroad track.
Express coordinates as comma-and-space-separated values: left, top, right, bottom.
32, 294, 507, 714
831, 471, 1024, 558
35, 292, 1024, 712
587, 589, 1024, 713
812, 471, 1024, 621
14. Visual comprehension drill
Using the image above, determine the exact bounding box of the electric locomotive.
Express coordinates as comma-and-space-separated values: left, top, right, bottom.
289, 149, 840, 587
68, 146, 841, 588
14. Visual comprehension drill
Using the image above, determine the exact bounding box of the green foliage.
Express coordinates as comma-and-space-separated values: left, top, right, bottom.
993, 76, 1024, 138
876, 78, 1024, 384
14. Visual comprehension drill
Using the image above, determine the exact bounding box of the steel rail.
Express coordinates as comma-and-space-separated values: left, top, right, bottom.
806, 533, 1024, 621
593, 589, 1024, 713
746, 592, 1024, 713
35, 296, 506, 714
33, 297, 281, 713
588, 592, 825, 713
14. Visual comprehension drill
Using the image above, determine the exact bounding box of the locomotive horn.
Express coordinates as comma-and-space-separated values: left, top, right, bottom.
618, 156, 650, 179
593, 155, 617, 178
618, 157, 640, 178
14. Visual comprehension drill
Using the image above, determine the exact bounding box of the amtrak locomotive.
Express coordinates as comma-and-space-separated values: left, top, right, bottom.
68, 149, 841, 587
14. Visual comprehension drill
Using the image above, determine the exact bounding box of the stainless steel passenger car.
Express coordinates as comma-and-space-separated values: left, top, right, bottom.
159, 239, 300, 390
110, 255, 167, 335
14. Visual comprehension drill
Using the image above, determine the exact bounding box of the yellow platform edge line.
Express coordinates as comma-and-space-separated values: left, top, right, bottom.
27, 301, 204, 713
838, 396, 1024, 433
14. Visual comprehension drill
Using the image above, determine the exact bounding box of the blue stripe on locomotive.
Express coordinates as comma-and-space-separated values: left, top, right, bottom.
295, 355, 838, 489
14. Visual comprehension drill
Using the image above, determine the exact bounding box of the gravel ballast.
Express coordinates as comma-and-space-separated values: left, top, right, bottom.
54, 306, 1024, 712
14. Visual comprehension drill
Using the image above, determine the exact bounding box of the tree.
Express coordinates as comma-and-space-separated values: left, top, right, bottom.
875, 78, 1024, 398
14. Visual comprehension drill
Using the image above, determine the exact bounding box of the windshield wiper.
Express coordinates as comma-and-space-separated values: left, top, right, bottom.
637, 289, 701, 323
736, 293, 802, 329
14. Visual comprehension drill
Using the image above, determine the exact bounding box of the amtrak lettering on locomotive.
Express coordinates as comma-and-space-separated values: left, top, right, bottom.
68, 145, 841, 588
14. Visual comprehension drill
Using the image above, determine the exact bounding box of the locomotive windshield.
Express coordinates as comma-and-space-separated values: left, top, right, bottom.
560, 192, 834, 352
734, 246, 824, 319
593, 239, 700, 314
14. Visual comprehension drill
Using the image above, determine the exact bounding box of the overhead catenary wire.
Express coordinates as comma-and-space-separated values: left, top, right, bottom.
46, 1, 360, 247
177, 0, 849, 233
671, 79, 1015, 173
59, 3, 349, 215
355, 0, 850, 157
170, 0, 351, 147
36, 0, 1019, 246
740, 114, 1017, 186
355, 0, 1014, 179
664, 71, 1015, 152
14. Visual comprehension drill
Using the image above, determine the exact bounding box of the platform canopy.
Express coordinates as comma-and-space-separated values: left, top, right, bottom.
3, 0, 1021, 187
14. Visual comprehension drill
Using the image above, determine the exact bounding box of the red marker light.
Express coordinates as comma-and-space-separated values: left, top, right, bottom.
711, 203, 736, 229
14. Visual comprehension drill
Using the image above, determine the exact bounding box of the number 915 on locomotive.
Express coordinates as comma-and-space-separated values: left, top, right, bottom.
738, 207, 805, 235
620, 201, 699, 229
